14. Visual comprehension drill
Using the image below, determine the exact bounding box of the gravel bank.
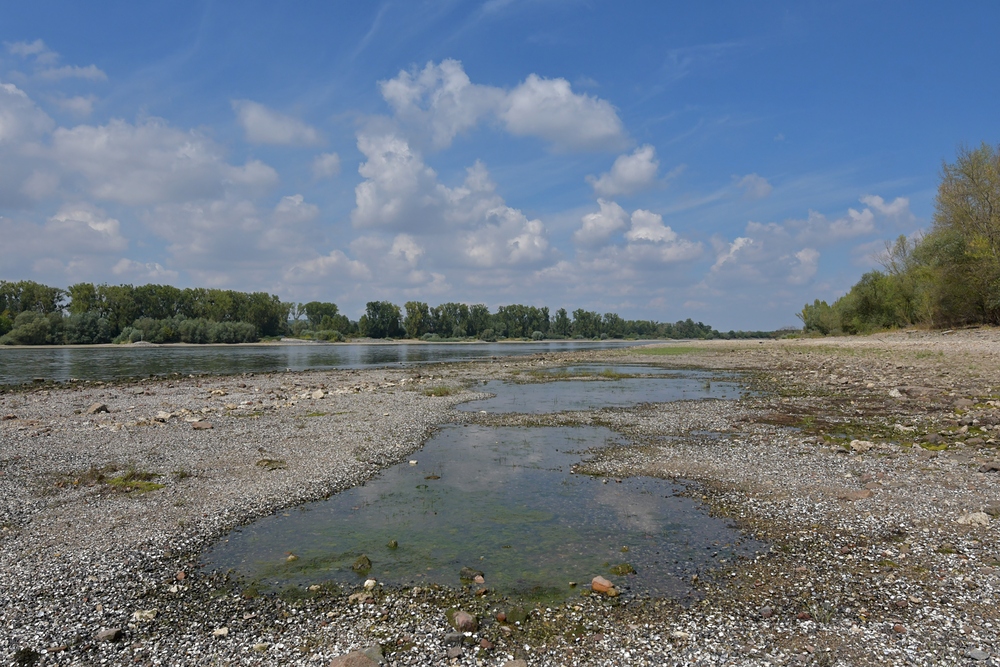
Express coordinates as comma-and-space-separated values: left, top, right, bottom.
1, 330, 998, 666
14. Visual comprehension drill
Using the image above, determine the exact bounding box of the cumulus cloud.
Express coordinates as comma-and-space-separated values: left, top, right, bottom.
378, 59, 627, 152
587, 145, 659, 196
283, 249, 371, 283
860, 194, 914, 223
462, 206, 550, 267
380, 59, 504, 150
736, 173, 772, 199
273, 194, 319, 224
50, 117, 277, 205
0, 81, 55, 143
311, 152, 341, 179
501, 74, 626, 151
574, 199, 628, 246
48, 203, 127, 252
232, 100, 322, 146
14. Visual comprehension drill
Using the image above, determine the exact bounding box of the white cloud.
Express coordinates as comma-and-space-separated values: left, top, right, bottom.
111, 258, 178, 282
378, 60, 627, 152
38, 64, 107, 82
49, 203, 127, 252
860, 194, 914, 223
789, 248, 819, 284
462, 206, 550, 267
232, 100, 322, 146
625, 209, 675, 243
311, 152, 341, 179
273, 194, 319, 224
587, 145, 659, 196
736, 173, 772, 199
0, 82, 55, 143
574, 198, 628, 246
712, 236, 753, 270
283, 249, 371, 283
389, 234, 424, 267
501, 74, 626, 151
53, 94, 97, 116
380, 59, 504, 150
5, 39, 106, 80
50, 117, 277, 205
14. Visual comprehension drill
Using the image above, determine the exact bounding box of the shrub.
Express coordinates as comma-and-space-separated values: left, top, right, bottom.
531, 330, 545, 341
478, 328, 496, 342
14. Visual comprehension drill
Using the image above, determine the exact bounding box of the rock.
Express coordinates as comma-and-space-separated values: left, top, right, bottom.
954, 398, 975, 409
352, 555, 372, 572
957, 511, 991, 526
252, 643, 269, 652
760, 606, 774, 618
312, 389, 325, 399
473, 574, 485, 584
892, 623, 906, 634
837, 489, 874, 501
443, 632, 464, 645
459, 566, 484, 581
387, 540, 398, 549
888, 388, 903, 398
850, 439, 874, 453
446, 646, 463, 659
968, 648, 991, 661
502, 660, 528, 667
363, 578, 377, 590
328, 649, 381, 667
480, 638, 494, 649
495, 611, 507, 622
154, 411, 172, 422
191, 421, 213, 430
175, 570, 186, 580
347, 592, 373, 604
132, 609, 158, 621
449, 610, 478, 632
591, 575, 614, 593
979, 462, 1000, 473
86, 403, 109, 415
95, 627, 122, 642
212, 627, 228, 637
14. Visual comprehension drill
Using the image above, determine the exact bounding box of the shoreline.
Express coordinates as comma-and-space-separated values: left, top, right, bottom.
2, 331, 998, 665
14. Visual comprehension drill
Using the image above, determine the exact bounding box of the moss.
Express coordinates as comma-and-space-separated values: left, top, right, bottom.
255, 458, 287, 470
423, 386, 458, 397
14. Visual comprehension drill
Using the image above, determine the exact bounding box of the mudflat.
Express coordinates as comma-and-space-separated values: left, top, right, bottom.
1, 329, 998, 666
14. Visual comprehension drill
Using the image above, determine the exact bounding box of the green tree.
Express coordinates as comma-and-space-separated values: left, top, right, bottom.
361, 301, 402, 338
304, 301, 340, 328
404, 301, 430, 338
552, 308, 571, 336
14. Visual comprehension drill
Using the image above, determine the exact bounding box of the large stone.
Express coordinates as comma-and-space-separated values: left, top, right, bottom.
352, 555, 372, 572
980, 462, 1000, 473
591, 575, 614, 593
459, 566, 484, 581
449, 610, 478, 632
328, 649, 380, 667
957, 511, 991, 526
192, 421, 214, 430
86, 403, 109, 415
502, 661, 528, 667
95, 627, 122, 642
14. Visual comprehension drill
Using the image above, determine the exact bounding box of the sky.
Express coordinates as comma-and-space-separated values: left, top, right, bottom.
1, 1, 998, 331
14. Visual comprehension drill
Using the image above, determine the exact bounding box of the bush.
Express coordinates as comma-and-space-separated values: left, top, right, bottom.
0, 311, 63, 345
420, 332, 442, 341
0, 313, 13, 338
478, 328, 496, 342
313, 329, 344, 342
531, 330, 545, 341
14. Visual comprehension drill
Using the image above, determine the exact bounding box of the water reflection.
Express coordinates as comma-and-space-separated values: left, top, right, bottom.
460, 369, 742, 413
204, 425, 763, 602
0, 340, 643, 386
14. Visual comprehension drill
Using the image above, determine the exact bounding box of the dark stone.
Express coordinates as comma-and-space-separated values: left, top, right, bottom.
352, 555, 372, 573
444, 632, 463, 645
760, 606, 774, 618
86, 403, 109, 415
979, 462, 1000, 473
459, 566, 484, 581
449, 610, 478, 632
446, 647, 463, 659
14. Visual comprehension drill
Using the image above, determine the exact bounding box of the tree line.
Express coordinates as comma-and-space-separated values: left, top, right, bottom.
0, 280, 774, 345
800, 142, 1000, 335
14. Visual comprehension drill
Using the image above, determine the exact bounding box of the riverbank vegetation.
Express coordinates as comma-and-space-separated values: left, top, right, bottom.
0, 281, 777, 345
800, 142, 1000, 334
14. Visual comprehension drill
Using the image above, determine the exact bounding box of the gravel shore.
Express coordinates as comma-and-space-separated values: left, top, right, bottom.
2, 330, 999, 666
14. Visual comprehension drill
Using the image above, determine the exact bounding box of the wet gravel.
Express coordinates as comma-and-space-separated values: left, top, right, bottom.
1, 329, 999, 666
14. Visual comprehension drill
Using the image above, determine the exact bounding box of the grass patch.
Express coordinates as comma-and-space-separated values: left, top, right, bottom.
56, 463, 164, 494
632, 346, 702, 356
304, 411, 327, 417
256, 458, 287, 470
106, 468, 164, 493
423, 385, 458, 397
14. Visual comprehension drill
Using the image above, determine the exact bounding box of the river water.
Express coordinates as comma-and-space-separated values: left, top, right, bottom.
0, 340, 643, 386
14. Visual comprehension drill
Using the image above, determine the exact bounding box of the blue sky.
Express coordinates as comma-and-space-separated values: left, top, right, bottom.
1, 1, 997, 330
